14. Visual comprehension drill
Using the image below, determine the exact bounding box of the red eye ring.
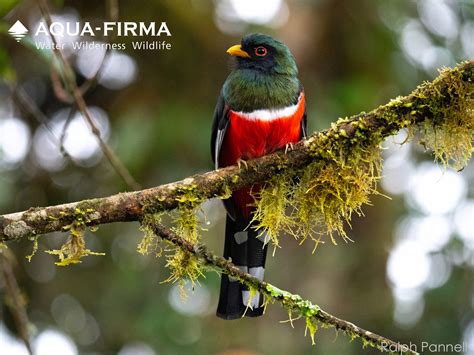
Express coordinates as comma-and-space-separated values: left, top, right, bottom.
255, 46, 267, 57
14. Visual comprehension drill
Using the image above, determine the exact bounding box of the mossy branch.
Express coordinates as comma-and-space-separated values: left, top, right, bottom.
147, 223, 418, 355
1, 60, 472, 242
0, 61, 470, 352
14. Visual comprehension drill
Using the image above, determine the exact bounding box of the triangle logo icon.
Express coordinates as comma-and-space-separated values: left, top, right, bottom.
8, 20, 29, 42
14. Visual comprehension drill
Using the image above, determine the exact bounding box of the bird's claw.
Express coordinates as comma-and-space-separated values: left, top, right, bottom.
237, 159, 248, 170
284, 143, 294, 154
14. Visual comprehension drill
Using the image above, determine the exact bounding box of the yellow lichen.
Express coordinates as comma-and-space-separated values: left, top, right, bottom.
162, 246, 204, 299
250, 173, 297, 254
415, 65, 473, 170
295, 146, 382, 247
280, 310, 302, 328
137, 214, 163, 256
243, 286, 259, 315
163, 204, 204, 297
305, 316, 318, 345
25, 235, 39, 262
421, 118, 473, 170
45, 208, 104, 266
137, 227, 156, 255
139, 195, 205, 298
252, 144, 382, 251
141, 197, 205, 298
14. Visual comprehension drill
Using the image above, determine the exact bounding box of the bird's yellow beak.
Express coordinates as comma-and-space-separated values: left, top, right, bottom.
226, 44, 250, 58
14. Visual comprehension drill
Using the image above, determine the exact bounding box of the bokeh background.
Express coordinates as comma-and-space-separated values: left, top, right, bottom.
0, 0, 473, 354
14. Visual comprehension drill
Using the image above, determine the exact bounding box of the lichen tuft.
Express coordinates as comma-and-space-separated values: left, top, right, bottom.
305, 316, 318, 345
163, 203, 204, 297
252, 143, 382, 251
294, 146, 382, 247
25, 235, 39, 262
250, 173, 297, 253
137, 214, 163, 256
45, 208, 104, 266
416, 66, 473, 170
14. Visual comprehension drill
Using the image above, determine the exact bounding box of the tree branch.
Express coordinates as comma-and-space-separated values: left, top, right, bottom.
0, 60, 471, 241
150, 223, 418, 354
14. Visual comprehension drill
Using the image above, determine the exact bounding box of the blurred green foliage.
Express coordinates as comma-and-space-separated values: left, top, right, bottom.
0, 0, 472, 354
0, 0, 18, 18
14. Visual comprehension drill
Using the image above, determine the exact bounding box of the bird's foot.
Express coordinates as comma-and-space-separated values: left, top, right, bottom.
237, 158, 248, 170
284, 143, 294, 154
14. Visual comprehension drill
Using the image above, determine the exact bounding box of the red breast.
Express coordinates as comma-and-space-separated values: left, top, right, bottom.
219, 92, 306, 217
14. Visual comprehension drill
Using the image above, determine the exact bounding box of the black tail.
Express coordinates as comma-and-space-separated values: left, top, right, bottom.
216, 216, 268, 320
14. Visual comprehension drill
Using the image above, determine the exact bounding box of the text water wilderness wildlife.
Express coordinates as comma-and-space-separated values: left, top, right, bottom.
10, 20, 173, 51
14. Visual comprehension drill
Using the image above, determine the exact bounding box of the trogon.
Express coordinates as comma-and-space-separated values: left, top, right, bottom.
211, 33, 307, 320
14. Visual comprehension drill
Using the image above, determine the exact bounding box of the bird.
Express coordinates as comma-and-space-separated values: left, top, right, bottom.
211, 33, 307, 320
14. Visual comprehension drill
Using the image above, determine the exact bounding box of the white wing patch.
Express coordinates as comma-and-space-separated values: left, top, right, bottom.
242, 290, 261, 309
233, 93, 302, 122
215, 129, 226, 170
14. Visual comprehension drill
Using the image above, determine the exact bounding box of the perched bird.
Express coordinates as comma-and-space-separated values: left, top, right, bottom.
211, 33, 307, 320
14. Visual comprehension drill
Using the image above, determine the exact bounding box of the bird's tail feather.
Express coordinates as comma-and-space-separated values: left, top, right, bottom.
216, 216, 268, 320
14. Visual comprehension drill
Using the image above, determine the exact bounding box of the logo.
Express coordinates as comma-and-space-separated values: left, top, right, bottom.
34, 21, 172, 38
9, 19, 173, 52
8, 20, 29, 42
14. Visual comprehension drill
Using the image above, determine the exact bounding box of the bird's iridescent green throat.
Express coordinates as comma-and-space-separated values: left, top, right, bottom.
223, 33, 301, 113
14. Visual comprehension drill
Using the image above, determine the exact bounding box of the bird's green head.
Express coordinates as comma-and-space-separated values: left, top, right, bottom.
227, 33, 298, 77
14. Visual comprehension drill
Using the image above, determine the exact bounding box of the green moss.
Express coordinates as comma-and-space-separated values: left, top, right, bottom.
139, 196, 205, 297
250, 173, 297, 254
162, 245, 205, 299
415, 66, 473, 170
137, 214, 163, 256
265, 284, 321, 344
253, 141, 382, 251
45, 208, 104, 266
420, 119, 473, 170
265, 284, 320, 316
139, 181, 207, 295
163, 202, 205, 297
297, 146, 382, 246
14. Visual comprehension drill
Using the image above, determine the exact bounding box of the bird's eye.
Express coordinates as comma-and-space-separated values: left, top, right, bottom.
254, 46, 267, 57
